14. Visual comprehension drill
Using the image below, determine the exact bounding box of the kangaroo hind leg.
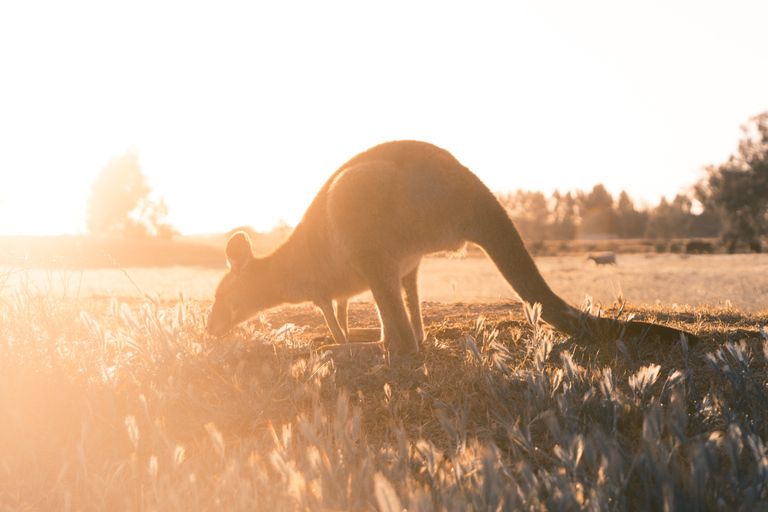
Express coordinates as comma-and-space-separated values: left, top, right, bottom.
367, 270, 419, 356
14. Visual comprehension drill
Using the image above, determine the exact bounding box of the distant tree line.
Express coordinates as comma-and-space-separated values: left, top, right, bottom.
497, 186, 721, 242
501, 110, 768, 252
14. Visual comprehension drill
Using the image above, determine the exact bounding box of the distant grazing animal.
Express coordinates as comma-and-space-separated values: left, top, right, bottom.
587, 252, 617, 266
208, 140, 695, 356
685, 240, 715, 254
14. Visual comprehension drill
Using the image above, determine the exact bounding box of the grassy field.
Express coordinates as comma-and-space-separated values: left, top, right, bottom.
2, 255, 768, 510
3, 252, 768, 311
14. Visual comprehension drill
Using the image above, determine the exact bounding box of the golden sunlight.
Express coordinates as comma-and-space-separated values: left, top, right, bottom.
3, 4, 768, 509
1, 2, 766, 237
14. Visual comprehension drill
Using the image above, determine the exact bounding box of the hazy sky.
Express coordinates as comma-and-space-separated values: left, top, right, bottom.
1, 1, 766, 236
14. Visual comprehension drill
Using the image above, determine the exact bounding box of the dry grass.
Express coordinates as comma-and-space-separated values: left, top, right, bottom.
2, 264, 768, 510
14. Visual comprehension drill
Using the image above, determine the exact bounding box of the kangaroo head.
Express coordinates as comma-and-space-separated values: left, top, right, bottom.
207, 231, 266, 336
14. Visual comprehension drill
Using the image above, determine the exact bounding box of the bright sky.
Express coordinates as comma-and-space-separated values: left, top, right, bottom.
1, 1, 766, 236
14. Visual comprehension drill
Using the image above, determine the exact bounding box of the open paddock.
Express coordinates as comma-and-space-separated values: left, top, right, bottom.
2, 252, 767, 312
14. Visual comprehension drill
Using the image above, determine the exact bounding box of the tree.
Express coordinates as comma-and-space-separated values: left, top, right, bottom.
579, 184, 615, 238
86, 150, 175, 238
696, 111, 768, 250
615, 190, 648, 238
646, 194, 694, 240
549, 190, 578, 240
503, 190, 550, 241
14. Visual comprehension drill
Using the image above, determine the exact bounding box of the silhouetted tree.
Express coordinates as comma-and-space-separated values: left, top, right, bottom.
549, 190, 578, 240
579, 184, 615, 238
646, 194, 694, 239
688, 206, 722, 238
696, 111, 768, 250
87, 151, 175, 238
503, 190, 549, 241
615, 190, 648, 238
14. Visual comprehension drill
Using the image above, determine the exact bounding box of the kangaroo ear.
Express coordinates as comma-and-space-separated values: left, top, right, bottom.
225, 231, 254, 272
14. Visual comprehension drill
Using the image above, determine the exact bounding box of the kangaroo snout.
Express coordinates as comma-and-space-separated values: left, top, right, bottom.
206, 304, 231, 337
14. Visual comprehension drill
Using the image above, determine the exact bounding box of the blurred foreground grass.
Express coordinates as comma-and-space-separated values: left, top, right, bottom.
2, 267, 768, 510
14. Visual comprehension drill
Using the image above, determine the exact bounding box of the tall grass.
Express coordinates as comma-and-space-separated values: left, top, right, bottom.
1, 270, 768, 510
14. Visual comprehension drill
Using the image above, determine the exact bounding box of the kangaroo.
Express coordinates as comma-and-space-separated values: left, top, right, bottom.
587, 252, 617, 266
208, 140, 694, 355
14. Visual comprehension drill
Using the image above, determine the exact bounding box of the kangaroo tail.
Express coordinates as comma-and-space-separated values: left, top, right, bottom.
466, 187, 581, 333
465, 184, 699, 344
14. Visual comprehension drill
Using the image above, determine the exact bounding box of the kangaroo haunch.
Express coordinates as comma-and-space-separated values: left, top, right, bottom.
208, 140, 696, 355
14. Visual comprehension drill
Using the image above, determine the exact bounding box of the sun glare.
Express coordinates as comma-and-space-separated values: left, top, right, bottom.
0, 1, 766, 236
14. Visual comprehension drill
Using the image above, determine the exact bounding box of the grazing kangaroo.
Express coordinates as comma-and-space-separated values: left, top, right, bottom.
587, 252, 617, 266
208, 140, 693, 355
